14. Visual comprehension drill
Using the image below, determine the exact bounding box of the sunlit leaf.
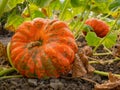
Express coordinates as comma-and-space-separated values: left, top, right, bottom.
62, 8, 73, 21
102, 32, 117, 48
48, 0, 64, 18
5, 12, 24, 32
28, 0, 53, 8
90, 0, 112, 14
111, 7, 120, 18
0, 0, 24, 12
32, 10, 45, 18
85, 32, 101, 46
21, 4, 45, 18
70, 0, 85, 7
109, 0, 120, 11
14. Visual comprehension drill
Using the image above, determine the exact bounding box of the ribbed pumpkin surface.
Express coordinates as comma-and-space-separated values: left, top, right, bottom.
10, 18, 78, 78
85, 18, 110, 38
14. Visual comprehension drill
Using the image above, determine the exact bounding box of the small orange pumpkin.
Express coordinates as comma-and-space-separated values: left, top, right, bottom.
83, 18, 110, 38
9, 18, 78, 78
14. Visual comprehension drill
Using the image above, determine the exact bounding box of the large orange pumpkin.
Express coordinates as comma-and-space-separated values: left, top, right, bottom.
9, 18, 78, 78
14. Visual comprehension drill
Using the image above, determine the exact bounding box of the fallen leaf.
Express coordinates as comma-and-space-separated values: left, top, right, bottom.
82, 46, 93, 56
72, 48, 95, 77
112, 44, 120, 57
72, 54, 87, 77
78, 49, 95, 73
95, 73, 120, 90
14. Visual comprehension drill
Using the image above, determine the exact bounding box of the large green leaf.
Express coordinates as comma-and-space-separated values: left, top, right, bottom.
70, 0, 89, 13
109, 0, 120, 11
5, 12, 24, 32
1, 0, 24, 12
70, 0, 86, 7
28, 0, 53, 8
70, 0, 112, 14
110, 7, 120, 18
102, 32, 117, 48
0, 0, 8, 17
90, 0, 112, 14
85, 32, 101, 46
48, 0, 62, 18
21, 4, 45, 18
32, 10, 45, 18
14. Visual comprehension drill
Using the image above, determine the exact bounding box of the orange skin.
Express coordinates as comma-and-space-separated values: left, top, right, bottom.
10, 18, 78, 78
83, 18, 110, 38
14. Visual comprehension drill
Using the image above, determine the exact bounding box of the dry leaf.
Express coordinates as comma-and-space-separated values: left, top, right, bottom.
72, 49, 95, 77
41, 8, 48, 17
78, 49, 95, 73
72, 54, 87, 77
82, 46, 93, 56
72, 45, 94, 77
95, 73, 120, 90
113, 44, 120, 57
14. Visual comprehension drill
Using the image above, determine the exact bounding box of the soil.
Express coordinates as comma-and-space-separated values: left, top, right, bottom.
0, 29, 120, 90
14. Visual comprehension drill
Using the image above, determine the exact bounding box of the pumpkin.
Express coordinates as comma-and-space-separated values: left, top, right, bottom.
83, 18, 110, 38
9, 18, 78, 78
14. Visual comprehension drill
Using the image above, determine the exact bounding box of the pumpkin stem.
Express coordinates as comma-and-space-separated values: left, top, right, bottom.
27, 41, 43, 49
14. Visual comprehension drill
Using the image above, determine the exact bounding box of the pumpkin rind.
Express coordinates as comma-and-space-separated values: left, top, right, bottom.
10, 18, 78, 78
83, 18, 110, 38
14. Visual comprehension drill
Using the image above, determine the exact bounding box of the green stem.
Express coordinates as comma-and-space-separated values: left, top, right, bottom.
26, 0, 32, 20
0, 68, 16, 77
93, 14, 120, 53
71, 0, 90, 32
89, 61, 100, 64
100, 13, 111, 20
71, 16, 84, 32
0, 75, 23, 80
59, 0, 69, 20
0, 0, 9, 18
94, 70, 120, 78
93, 52, 112, 56
89, 57, 120, 64
75, 10, 91, 39
104, 46, 112, 54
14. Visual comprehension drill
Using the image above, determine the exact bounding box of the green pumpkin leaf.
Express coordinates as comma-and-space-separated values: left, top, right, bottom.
49, 0, 63, 18
28, 0, 53, 8
90, 0, 112, 14
110, 7, 120, 18
70, 0, 85, 7
0, 0, 24, 13
21, 4, 45, 18
102, 32, 117, 48
109, 0, 120, 11
32, 10, 45, 18
85, 32, 101, 46
5, 12, 24, 32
